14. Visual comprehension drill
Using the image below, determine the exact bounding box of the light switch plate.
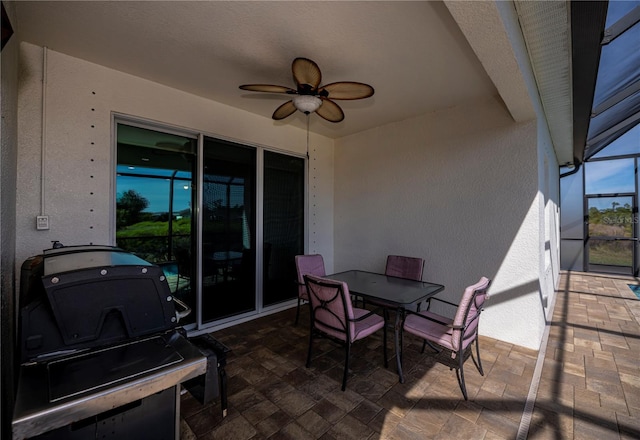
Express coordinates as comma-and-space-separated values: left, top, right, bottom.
36, 215, 49, 230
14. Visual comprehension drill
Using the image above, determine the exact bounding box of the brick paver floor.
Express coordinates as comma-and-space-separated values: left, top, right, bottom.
180, 271, 640, 439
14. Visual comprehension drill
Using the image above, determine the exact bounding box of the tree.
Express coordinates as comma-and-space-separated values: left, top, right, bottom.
117, 189, 149, 228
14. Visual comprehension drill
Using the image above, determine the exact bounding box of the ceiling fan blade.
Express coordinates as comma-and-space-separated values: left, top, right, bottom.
319, 82, 375, 100
239, 84, 296, 94
292, 58, 322, 90
316, 98, 344, 123
272, 100, 297, 120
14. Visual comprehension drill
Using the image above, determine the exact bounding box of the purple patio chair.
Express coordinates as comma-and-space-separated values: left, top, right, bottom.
385, 255, 424, 281
385, 255, 425, 311
402, 276, 491, 400
304, 274, 387, 391
294, 254, 326, 325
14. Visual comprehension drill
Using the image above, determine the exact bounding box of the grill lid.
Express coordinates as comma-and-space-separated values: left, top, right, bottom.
41, 264, 176, 345
42, 245, 152, 275
19, 245, 179, 363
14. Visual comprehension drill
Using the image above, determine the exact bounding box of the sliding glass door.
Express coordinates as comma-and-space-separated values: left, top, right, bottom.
263, 151, 304, 307
201, 137, 256, 323
116, 120, 305, 329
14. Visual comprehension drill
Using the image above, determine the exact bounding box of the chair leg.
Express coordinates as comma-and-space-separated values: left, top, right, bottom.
383, 318, 388, 368
295, 298, 301, 325
342, 342, 351, 391
422, 339, 440, 354
473, 335, 484, 376
397, 323, 402, 369
456, 352, 468, 400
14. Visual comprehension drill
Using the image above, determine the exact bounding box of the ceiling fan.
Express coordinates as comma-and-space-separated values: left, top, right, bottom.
239, 57, 374, 123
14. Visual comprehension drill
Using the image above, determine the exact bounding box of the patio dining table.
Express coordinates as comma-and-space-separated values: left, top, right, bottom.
207, 251, 244, 283
327, 270, 444, 383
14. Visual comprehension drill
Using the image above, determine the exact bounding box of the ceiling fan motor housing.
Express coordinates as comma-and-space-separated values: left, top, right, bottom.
293, 95, 322, 114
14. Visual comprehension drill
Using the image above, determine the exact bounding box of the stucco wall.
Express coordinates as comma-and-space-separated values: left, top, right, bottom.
16, 44, 335, 273
334, 95, 546, 349
14, 42, 560, 351
496, 0, 561, 323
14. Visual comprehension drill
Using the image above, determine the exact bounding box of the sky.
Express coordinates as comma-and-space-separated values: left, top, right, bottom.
586, 123, 639, 198
116, 174, 192, 214
585, 159, 635, 195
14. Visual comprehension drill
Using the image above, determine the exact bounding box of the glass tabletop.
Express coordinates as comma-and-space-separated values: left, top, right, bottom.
327, 270, 444, 307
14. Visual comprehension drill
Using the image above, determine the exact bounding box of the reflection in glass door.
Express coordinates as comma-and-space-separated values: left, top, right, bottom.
115, 124, 197, 325
587, 195, 637, 275
201, 137, 256, 323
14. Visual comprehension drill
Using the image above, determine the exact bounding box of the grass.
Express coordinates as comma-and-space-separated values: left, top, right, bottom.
589, 242, 633, 267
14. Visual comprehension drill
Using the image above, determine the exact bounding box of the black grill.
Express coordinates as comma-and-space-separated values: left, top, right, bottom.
12, 245, 227, 440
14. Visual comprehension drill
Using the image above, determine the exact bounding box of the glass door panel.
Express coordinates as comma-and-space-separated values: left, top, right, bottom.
263, 151, 304, 307
201, 137, 256, 322
116, 124, 197, 325
587, 195, 636, 274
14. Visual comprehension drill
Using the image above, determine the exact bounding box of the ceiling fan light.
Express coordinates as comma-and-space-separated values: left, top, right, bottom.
293, 95, 322, 114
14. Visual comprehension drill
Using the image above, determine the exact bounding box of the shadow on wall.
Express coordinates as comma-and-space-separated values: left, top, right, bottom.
333, 112, 550, 313
480, 278, 541, 311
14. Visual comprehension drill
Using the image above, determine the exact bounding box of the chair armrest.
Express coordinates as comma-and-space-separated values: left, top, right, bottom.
350, 307, 383, 323
429, 297, 458, 308
404, 309, 451, 327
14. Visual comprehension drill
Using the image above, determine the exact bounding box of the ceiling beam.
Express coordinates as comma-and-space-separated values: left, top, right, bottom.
571, 1, 608, 164
444, 0, 535, 123
601, 4, 640, 44
512, 0, 574, 165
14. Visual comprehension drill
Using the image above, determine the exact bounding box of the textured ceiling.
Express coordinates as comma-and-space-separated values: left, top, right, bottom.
12, 1, 568, 147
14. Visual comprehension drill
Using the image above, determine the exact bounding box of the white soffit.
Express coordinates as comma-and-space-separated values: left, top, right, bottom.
444, 0, 535, 123
513, 0, 573, 164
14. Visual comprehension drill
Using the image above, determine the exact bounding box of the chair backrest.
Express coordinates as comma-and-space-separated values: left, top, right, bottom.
451, 277, 491, 354
295, 254, 326, 298
385, 255, 424, 281
304, 274, 356, 342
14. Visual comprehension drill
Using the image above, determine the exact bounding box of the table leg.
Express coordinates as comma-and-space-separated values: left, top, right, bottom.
394, 306, 405, 383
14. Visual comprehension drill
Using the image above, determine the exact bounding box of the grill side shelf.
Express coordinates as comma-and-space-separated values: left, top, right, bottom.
12, 333, 206, 440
